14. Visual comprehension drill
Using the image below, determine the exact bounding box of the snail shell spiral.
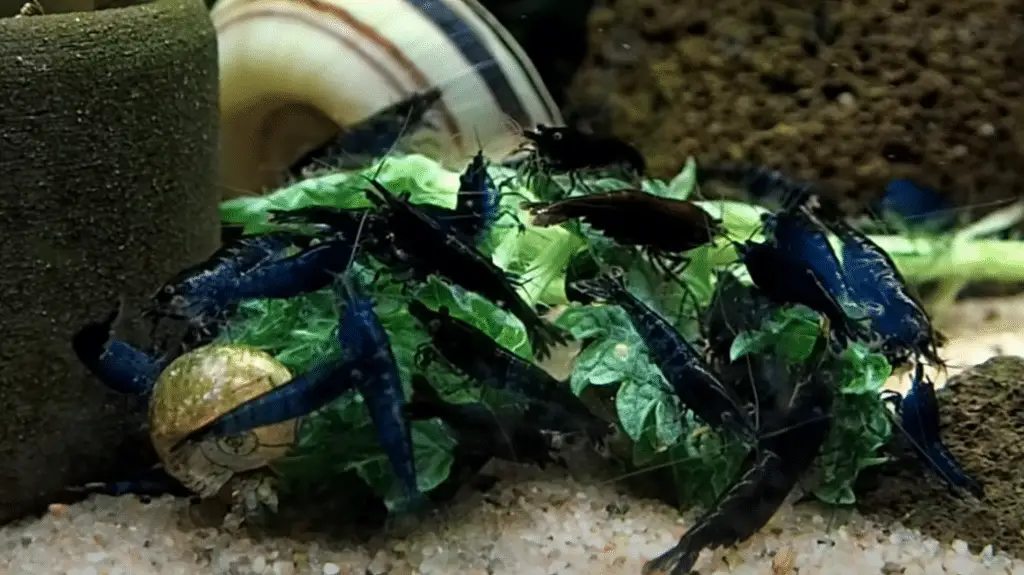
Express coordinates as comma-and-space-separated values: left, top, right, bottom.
212, 0, 565, 197
148, 344, 298, 498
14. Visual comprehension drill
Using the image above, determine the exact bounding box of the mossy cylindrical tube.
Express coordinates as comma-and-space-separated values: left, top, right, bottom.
0, 0, 220, 524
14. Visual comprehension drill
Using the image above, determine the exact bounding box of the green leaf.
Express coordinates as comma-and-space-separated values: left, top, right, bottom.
570, 339, 630, 394
562, 305, 644, 395
586, 364, 627, 386
840, 344, 893, 394
554, 305, 609, 340
414, 278, 532, 359
818, 484, 856, 506
729, 330, 764, 360
773, 316, 821, 363
729, 306, 822, 363
615, 378, 666, 442
665, 157, 698, 200
654, 398, 685, 446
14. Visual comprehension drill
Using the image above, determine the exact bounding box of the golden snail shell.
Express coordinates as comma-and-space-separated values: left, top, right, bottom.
212, 0, 564, 197
148, 344, 298, 498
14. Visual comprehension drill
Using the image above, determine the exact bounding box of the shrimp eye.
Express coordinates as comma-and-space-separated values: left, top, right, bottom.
552, 132, 563, 141
163, 285, 175, 294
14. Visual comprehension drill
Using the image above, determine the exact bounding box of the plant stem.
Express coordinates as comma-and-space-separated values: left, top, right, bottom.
870, 236, 1024, 283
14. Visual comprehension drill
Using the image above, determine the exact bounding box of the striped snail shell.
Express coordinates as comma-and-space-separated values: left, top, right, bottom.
147, 344, 298, 498
212, 0, 564, 197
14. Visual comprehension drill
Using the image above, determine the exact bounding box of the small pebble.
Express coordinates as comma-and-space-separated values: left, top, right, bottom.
47, 504, 69, 519
772, 546, 795, 574
951, 540, 970, 556
272, 560, 295, 575
322, 562, 341, 575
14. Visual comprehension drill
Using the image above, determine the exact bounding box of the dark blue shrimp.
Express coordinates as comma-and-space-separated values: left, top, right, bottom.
408, 301, 609, 443
267, 207, 411, 278
702, 271, 780, 362
701, 273, 793, 411
697, 162, 839, 216
177, 359, 354, 443
570, 268, 753, 437
66, 467, 191, 498
287, 88, 442, 177
738, 208, 867, 346
232, 236, 359, 300
145, 232, 299, 327
365, 179, 570, 360
520, 125, 645, 185
644, 353, 836, 575
883, 364, 982, 498
876, 178, 957, 232
179, 276, 426, 511
337, 276, 426, 512
765, 208, 852, 304
70, 304, 186, 497
828, 219, 944, 366
426, 150, 502, 244
72, 301, 165, 396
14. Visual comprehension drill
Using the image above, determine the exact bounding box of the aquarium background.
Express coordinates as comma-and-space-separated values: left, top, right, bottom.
3, 0, 1024, 573
558, 1, 1023, 211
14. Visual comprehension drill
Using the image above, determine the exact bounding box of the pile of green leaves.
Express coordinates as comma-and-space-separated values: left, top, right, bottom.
216, 154, 895, 511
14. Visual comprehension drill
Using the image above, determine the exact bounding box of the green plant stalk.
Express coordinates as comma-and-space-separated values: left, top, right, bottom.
868, 236, 1024, 283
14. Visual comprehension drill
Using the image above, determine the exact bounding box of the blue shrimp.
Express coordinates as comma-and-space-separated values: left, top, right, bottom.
697, 162, 839, 216
66, 467, 192, 498
737, 207, 867, 346
72, 301, 165, 396
828, 219, 944, 366
883, 363, 983, 498
287, 88, 442, 177
645, 365, 835, 575
69, 303, 185, 497
178, 359, 354, 442
571, 268, 753, 437
336, 276, 427, 512
145, 232, 297, 326
425, 149, 503, 244
179, 275, 426, 512
877, 179, 956, 232
232, 237, 359, 300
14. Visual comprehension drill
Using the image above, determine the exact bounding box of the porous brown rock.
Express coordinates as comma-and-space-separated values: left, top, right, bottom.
0, 0, 220, 524
567, 0, 1024, 209
856, 355, 1024, 558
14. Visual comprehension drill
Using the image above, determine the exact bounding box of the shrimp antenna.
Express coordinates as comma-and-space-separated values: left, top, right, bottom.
331, 95, 431, 298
